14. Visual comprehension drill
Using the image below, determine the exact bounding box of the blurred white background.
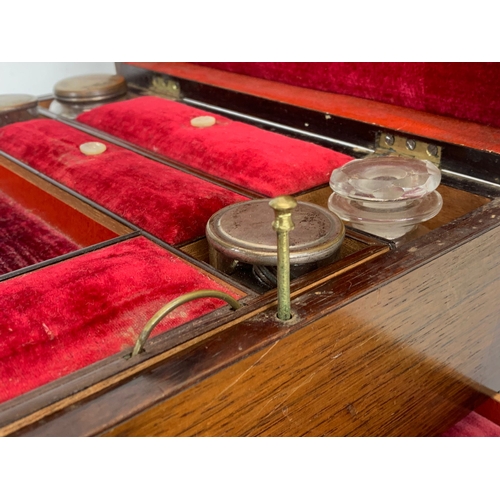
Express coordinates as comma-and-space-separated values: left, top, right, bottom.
0, 63, 116, 96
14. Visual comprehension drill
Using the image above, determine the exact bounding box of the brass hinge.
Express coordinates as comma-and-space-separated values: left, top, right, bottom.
149, 76, 181, 99
375, 132, 442, 167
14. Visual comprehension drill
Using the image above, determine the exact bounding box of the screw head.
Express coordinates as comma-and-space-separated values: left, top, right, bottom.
384, 134, 395, 146
406, 139, 417, 151
427, 144, 438, 157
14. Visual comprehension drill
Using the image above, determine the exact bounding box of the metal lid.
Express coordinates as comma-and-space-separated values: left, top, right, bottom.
207, 200, 345, 266
0, 94, 38, 113
53, 74, 128, 103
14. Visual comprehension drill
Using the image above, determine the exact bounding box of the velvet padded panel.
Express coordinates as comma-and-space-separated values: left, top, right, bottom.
0, 120, 247, 245
194, 63, 500, 129
0, 190, 79, 274
77, 96, 353, 197
0, 237, 242, 404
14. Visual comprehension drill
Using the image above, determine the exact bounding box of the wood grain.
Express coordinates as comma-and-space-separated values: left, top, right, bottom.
424, 185, 490, 231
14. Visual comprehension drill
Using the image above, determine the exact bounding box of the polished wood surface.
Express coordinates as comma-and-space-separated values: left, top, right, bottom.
105, 206, 500, 436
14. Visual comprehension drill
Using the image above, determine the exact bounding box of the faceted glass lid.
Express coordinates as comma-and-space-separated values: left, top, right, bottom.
53, 74, 128, 103
330, 156, 441, 202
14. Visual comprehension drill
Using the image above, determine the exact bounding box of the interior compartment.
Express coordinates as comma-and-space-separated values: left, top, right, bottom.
0, 236, 246, 405
298, 184, 491, 241
182, 182, 490, 293
0, 162, 120, 277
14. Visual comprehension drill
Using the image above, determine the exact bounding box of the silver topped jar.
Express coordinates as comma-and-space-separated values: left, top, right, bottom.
49, 74, 128, 119
0, 94, 38, 127
206, 199, 345, 288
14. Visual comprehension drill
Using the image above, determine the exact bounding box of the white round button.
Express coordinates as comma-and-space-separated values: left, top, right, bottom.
190, 116, 216, 128
79, 142, 107, 155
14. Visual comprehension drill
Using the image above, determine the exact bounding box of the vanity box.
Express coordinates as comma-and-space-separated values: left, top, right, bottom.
1, 63, 499, 436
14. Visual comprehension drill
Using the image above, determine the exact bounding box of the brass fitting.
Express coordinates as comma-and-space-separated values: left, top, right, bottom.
269, 195, 297, 321
130, 290, 241, 357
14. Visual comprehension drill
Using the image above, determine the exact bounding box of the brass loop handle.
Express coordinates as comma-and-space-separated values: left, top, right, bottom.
130, 290, 242, 357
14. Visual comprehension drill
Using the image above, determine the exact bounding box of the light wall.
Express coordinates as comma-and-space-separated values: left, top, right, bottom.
0, 63, 116, 96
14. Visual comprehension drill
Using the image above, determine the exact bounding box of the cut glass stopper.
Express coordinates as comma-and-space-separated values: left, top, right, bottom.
328, 155, 443, 240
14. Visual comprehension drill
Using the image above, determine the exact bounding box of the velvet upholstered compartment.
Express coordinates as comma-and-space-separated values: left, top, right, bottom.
0, 120, 246, 246
0, 236, 242, 404
76, 96, 353, 197
194, 63, 500, 129
0, 190, 79, 274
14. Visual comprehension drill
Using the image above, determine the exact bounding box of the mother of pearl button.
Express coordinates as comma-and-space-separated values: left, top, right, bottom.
79, 142, 107, 155
190, 116, 216, 128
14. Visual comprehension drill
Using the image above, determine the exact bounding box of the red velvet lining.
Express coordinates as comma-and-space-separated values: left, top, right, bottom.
194, 63, 500, 129
0, 190, 79, 274
0, 236, 242, 404
76, 96, 353, 197
441, 411, 500, 437
0, 120, 247, 245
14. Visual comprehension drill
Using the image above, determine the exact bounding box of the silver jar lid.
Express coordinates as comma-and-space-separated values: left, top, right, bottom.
53, 74, 128, 103
0, 94, 38, 114
207, 200, 345, 267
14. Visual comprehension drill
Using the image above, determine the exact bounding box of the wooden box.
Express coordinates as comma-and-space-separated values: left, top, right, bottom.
1, 62, 499, 436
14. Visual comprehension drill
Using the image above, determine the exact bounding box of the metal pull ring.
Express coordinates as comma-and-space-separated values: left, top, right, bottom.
130, 290, 242, 357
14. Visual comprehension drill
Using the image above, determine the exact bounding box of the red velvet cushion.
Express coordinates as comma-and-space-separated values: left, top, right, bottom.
77, 96, 352, 197
0, 236, 242, 404
0, 190, 79, 274
0, 120, 247, 245
193, 63, 500, 129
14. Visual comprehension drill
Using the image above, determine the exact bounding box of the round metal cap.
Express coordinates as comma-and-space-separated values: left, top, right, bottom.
0, 94, 38, 113
53, 74, 128, 103
207, 200, 345, 267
